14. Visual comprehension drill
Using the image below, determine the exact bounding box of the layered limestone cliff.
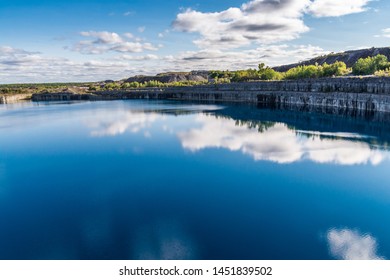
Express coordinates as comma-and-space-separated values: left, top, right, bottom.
32, 77, 390, 113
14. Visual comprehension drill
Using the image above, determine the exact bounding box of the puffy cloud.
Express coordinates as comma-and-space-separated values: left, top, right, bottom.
73, 30, 160, 54
173, 0, 373, 49
173, 0, 310, 49
308, 0, 372, 18
80, 31, 123, 44
110, 42, 158, 53
177, 114, 387, 165
242, 0, 309, 17
327, 228, 384, 260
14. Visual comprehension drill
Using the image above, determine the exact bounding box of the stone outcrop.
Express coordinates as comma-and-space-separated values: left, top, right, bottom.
273, 47, 390, 72
125, 71, 209, 83
0, 93, 32, 104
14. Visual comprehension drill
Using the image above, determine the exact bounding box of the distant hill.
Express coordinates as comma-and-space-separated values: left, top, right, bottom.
125, 71, 209, 83
273, 47, 390, 72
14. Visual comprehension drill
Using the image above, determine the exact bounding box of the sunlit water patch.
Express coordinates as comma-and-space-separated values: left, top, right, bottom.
0, 100, 389, 260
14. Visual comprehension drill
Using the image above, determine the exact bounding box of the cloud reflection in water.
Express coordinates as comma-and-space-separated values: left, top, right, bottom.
327, 228, 384, 260
88, 111, 161, 137
86, 109, 388, 165
131, 220, 198, 260
178, 115, 387, 165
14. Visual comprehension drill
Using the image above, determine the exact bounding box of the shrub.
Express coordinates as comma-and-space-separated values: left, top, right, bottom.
284, 61, 348, 80
375, 69, 390, 77
322, 61, 348, 76
352, 55, 390, 75
259, 67, 283, 80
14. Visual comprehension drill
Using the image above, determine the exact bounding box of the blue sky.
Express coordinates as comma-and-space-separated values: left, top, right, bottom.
0, 0, 389, 83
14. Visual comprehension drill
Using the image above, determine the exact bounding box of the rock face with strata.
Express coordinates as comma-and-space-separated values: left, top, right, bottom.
0, 93, 32, 104
32, 77, 390, 113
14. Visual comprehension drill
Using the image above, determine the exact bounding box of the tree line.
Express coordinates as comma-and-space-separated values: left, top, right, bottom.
210, 54, 390, 82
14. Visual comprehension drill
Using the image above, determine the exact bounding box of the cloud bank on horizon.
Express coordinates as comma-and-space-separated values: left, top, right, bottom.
0, 0, 387, 83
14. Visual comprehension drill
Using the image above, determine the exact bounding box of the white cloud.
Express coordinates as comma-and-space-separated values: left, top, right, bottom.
163, 44, 326, 71
327, 228, 384, 260
308, 0, 372, 17
110, 42, 158, 53
73, 31, 160, 54
173, 0, 373, 50
0, 46, 143, 83
80, 31, 123, 44
0, 43, 326, 83
376, 28, 390, 38
173, 1, 311, 49
123, 32, 134, 39
119, 54, 159, 61
0, 46, 40, 56
177, 114, 387, 165
138, 26, 146, 33
123, 11, 134, 16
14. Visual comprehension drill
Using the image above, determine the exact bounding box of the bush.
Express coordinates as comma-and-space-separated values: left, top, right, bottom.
284, 61, 348, 80
284, 65, 320, 79
104, 82, 120, 90
258, 66, 283, 80
352, 55, 390, 75
322, 61, 348, 76
375, 69, 390, 77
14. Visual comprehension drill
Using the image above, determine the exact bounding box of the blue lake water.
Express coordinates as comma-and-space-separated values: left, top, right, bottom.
0, 100, 389, 260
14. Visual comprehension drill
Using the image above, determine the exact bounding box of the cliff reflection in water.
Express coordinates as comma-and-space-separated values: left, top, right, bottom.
88, 104, 390, 166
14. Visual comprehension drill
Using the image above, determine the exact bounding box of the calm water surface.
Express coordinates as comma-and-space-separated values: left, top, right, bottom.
0, 100, 389, 260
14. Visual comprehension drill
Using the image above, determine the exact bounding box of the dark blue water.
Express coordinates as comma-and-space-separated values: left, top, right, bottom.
0, 100, 389, 260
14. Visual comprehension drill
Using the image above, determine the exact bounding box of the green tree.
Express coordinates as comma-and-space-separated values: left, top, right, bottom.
352, 55, 390, 75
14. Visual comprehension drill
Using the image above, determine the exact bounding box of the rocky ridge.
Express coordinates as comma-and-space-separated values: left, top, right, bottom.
273, 47, 390, 72
125, 71, 209, 83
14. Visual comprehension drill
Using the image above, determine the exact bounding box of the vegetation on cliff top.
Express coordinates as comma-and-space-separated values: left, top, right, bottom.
0, 82, 92, 95
352, 55, 390, 75
210, 54, 389, 83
